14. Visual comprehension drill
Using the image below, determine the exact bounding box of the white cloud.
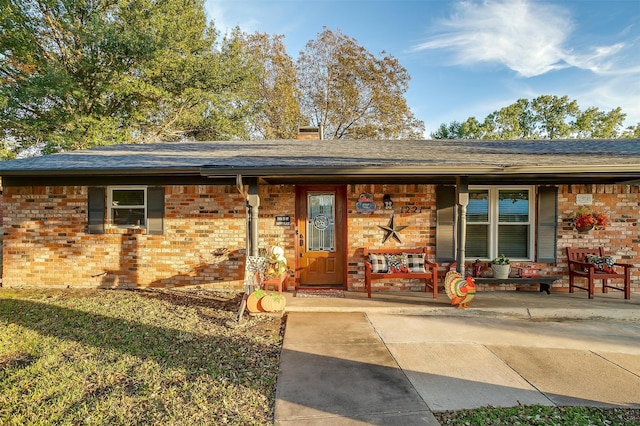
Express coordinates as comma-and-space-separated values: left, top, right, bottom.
204, 0, 260, 36
575, 77, 640, 126
568, 42, 640, 76
412, 0, 628, 78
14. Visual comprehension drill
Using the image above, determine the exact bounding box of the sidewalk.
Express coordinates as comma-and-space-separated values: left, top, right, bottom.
274, 290, 640, 425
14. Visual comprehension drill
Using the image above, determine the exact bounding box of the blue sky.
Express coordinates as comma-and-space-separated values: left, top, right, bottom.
205, 0, 640, 137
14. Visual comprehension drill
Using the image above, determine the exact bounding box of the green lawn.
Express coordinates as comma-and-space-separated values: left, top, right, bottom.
2, 288, 638, 425
433, 405, 640, 425
0, 288, 284, 425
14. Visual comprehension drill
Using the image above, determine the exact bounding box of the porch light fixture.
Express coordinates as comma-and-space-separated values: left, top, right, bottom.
383, 194, 393, 210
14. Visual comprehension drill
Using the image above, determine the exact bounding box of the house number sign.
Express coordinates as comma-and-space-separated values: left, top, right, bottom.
576, 194, 593, 205
399, 206, 426, 213
275, 215, 291, 226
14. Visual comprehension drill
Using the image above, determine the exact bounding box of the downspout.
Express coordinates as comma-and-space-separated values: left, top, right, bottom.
456, 176, 469, 275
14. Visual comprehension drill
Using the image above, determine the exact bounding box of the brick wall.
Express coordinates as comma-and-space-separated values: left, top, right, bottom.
346, 184, 437, 293
2, 183, 638, 294
2, 185, 248, 289
258, 184, 296, 282
552, 184, 640, 291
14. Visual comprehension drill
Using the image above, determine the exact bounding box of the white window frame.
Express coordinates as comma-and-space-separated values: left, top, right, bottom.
107, 186, 148, 228
467, 185, 534, 262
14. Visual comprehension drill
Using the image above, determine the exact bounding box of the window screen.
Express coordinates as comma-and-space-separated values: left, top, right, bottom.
110, 188, 146, 227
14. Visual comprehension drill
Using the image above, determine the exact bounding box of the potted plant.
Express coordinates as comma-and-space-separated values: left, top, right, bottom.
491, 254, 511, 279
573, 206, 607, 233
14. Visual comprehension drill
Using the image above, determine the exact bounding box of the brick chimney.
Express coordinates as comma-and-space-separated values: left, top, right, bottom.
297, 126, 323, 140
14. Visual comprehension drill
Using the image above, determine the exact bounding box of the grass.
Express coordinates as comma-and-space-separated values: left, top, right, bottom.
433, 404, 640, 425
2, 288, 639, 425
0, 288, 284, 425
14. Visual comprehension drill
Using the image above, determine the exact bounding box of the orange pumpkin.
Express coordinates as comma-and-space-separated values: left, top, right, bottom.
246, 290, 266, 313
259, 292, 286, 312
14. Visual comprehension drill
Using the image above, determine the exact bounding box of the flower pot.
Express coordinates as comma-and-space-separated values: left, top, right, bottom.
491, 264, 510, 279
576, 224, 594, 233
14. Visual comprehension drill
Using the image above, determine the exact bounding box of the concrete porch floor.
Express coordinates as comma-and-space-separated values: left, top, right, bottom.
282, 288, 640, 321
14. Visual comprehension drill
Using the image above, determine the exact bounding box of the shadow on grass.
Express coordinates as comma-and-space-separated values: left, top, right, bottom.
0, 297, 280, 388
132, 288, 244, 313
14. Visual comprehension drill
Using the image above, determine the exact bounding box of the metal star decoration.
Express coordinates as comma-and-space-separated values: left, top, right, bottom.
378, 215, 408, 244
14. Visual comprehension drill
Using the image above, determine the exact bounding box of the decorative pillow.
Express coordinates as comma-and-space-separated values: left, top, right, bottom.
386, 254, 408, 273
368, 253, 388, 273
404, 253, 426, 273
585, 254, 615, 273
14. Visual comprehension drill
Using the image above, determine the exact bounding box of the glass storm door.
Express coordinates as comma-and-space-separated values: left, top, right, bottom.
296, 186, 346, 287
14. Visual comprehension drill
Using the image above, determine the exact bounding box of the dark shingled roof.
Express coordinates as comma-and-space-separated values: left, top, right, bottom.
1, 139, 639, 185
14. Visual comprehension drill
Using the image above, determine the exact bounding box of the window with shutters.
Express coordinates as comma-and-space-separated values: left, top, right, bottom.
88, 186, 164, 235
466, 186, 534, 261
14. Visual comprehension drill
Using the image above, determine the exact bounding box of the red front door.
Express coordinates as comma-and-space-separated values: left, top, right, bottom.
295, 185, 346, 287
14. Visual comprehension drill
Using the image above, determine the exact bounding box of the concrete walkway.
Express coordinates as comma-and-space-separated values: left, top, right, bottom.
274, 291, 640, 425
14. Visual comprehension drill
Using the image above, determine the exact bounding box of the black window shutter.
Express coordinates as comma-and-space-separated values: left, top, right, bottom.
147, 186, 165, 235
536, 186, 557, 263
436, 185, 456, 263
88, 187, 105, 234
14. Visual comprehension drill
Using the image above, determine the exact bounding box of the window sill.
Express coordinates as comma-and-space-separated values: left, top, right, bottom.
105, 227, 147, 235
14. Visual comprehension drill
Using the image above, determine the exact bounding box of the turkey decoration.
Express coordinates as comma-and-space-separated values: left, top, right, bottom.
445, 270, 477, 309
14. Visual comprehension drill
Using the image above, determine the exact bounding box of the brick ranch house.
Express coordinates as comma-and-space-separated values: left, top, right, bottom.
0, 136, 639, 297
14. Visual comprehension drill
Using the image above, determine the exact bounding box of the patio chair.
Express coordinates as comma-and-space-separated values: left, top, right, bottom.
566, 247, 632, 299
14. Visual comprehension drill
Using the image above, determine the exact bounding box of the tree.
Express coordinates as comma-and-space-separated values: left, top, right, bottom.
160, 27, 261, 142
575, 107, 626, 139
431, 121, 463, 139
482, 98, 536, 139
240, 32, 303, 140
621, 123, 640, 138
459, 117, 484, 140
429, 117, 484, 139
0, 0, 258, 155
531, 95, 579, 139
296, 28, 424, 140
431, 95, 629, 140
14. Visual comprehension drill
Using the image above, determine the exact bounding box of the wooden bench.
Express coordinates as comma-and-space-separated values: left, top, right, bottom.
566, 247, 632, 299
364, 248, 438, 298
448, 262, 559, 294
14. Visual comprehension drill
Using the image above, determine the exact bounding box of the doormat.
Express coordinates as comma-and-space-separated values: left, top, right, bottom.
295, 289, 345, 298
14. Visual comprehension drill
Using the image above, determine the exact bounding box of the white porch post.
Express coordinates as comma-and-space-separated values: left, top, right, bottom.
236, 175, 260, 257
456, 176, 469, 275
235, 176, 260, 323
246, 185, 260, 257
